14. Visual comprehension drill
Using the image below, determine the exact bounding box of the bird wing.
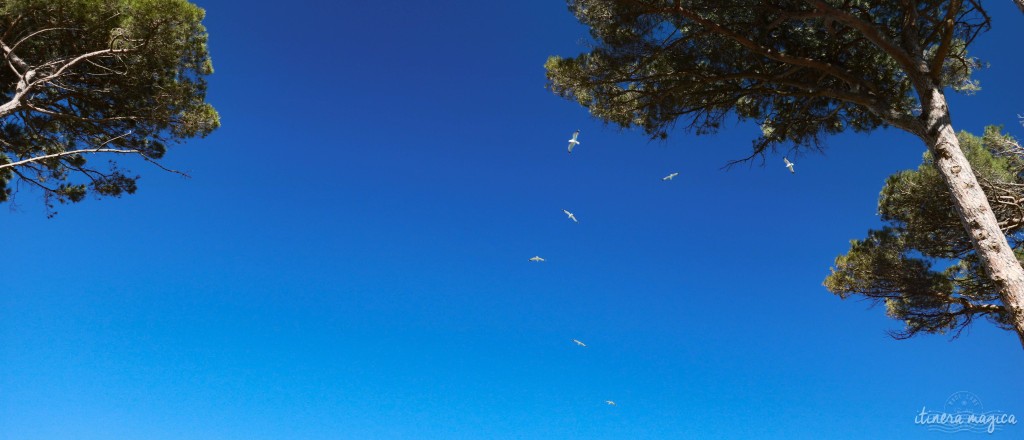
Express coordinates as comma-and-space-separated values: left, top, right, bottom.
568, 142, 575, 153
571, 131, 579, 141
784, 157, 793, 166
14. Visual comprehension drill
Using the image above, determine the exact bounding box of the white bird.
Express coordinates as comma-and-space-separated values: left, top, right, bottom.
567, 130, 580, 153
783, 157, 795, 174
563, 209, 578, 223
572, 339, 586, 347
529, 256, 545, 262
605, 400, 616, 406
662, 172, 679, 181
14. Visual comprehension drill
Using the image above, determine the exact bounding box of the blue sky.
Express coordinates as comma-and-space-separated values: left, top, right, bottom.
2, 1, 1023, 439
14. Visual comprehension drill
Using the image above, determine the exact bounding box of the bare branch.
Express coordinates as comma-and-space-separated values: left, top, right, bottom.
0, 131, 134, 170
24, 102, 141, 123
29, 47, 128, 88
0, 148, 135, 171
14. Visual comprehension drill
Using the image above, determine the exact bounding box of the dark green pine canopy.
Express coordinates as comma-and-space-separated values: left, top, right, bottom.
0, 0, 219, 211
546, 0, 986, 158
825, 128, 1024, 338
547, 1, 1024, 345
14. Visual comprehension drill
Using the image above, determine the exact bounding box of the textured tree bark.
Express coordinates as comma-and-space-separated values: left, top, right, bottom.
922, 87, 1024, 348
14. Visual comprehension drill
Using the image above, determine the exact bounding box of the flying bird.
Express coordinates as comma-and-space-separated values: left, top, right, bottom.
783, 157, 795, 174
567, 130, 580, 153
662, 172, 679, 181
572, 339, 586, 347
605, 400, 616, 406
563, 209, 578, 223
529, 256, 545, 262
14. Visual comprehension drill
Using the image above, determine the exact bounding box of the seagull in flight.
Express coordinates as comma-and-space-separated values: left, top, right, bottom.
567, 130, 580, 153
529, 256, 545, 262
572, 339, 586, 347
783, 157, 795, 174
662, 172, 679, 181
605, 400, 616, 406
563, 209, 578, 223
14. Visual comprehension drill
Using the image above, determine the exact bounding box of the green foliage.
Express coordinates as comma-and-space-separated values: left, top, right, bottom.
0, 0, 219, 210
547, 1, 1024, 341
546, 0, 987, 155
824, 128, 1022, 338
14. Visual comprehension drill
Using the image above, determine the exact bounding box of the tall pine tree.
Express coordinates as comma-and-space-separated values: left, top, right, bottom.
546, 0, 1024, 347
826, 127, 1024, 339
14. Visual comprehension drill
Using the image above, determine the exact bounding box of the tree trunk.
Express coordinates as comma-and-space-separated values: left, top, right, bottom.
922, 87, 1024, 348
1015, 0, 1024, 14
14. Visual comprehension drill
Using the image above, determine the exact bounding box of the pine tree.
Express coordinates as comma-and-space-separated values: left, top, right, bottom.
546, 0, 1024, 347
825, 127, 1023, 339
0, 0, 219, 214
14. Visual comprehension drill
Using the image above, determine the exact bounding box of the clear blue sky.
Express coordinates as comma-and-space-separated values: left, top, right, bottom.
2, 1, 1023, 439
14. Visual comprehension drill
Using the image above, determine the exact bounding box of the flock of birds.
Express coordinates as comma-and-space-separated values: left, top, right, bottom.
529, 130, 796, 263
527, 129, 796, 408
